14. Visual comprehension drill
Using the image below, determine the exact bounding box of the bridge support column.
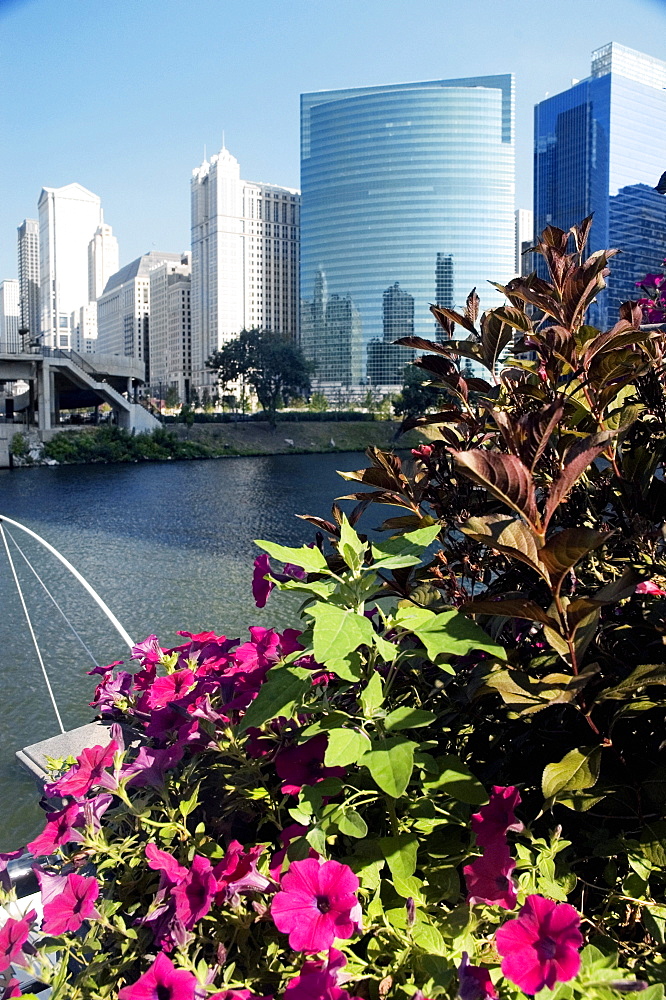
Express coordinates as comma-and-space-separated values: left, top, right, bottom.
36, 360, 52, 431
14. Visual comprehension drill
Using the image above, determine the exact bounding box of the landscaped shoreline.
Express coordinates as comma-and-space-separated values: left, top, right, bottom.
9, 420, 427, 467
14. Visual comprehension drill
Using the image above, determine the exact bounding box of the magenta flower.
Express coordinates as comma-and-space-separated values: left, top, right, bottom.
0, 909, 36, 971
145, 843, 188, 886
471, 786, 523, 847
122, 744, 184, 789
635, 580, 666, 596
252, 555, 307, 609
271, 858, 361, 952
131, 635, 164, 666
43, 740, 119, 798
146, 669, 196, 710
210, 992, 270, 1000
172, 854, 217, 928
464, 839, 517, 909
1, 977, 22, 997
118, 952, 198, 1000
213, 841, 272, 903
27, 801, 84, 855
285, 948, 362, 1000
495, 894, 583, 994
275, 734, 345, 796
38, 870, 100, 935
457, 953, 497, 1000
0, 850, 24, 892
269, 824, 317, 881
87, 659, 124, 677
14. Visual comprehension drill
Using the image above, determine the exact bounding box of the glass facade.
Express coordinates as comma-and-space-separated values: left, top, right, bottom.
534, 43, 666, 327
300, 77, 515, 386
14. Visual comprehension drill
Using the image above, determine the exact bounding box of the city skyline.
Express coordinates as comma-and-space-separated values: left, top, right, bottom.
1, 0, 666, 281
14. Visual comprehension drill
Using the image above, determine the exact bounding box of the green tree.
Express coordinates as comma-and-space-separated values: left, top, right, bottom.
207, 329, 312, 428
393, 363, 446, 418
164, 384, 180, 410
308, 392, 328, 413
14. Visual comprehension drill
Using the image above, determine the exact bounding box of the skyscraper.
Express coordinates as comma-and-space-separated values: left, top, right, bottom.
17, 219, 40, 342
38, 183, 104, 348
190, 145, 300, 391
88, 223, 119, 302
96, 252, 184, 380
149, 255, 192, 402
367, 283, 416, 386
534, 43, 666, 325
0, 280, 20, 351
515, 208, 534, 276
300, 76, 515, 386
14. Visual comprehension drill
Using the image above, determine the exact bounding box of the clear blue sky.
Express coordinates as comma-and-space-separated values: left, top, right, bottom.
1, 0, 666, 280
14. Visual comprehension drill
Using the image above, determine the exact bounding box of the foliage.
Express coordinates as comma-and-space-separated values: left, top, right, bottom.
164, 385, 181, 410
9, 432, 29, 458
207, 329, 313, 428
309, 392, 329, 413
4, 221, 666, 1000
393, 365, 448, 419
42, 426, 217, 464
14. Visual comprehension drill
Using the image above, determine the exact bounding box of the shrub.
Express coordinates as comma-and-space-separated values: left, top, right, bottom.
3, 221, 665, 1000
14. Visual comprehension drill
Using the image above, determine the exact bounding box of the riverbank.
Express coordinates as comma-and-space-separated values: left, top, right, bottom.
9, 421, 426, 466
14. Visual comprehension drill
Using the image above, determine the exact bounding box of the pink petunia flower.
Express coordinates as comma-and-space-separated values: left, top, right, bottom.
471, 786, 523, 847
0, 909, 36, 971
495, 894, 583, 994
269, 825, 318, 882
145, 843, 188, 887
285, 948, 362, 1000
43, 741, 119, 798
213, 841, 272, 904
121, 745, 184, 789
457, 953, 498, 1000
271, 858, 362, 953
1, 977, 23, 997
27, 795, 113, 856
252, 555, 308, 609
172, 854, 217, 929
118, 952, 198, 1000
209, 991, 271, 1000
275, 735, 345, 796
464, 839, 517, 909
130, 635, 164, 666
0, 850, 25, 892
146, 669, 197, 710
635, 580, 666, 596
37, 870, 100, 935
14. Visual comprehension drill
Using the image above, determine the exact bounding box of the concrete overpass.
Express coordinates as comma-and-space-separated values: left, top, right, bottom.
0, 347, 161, 468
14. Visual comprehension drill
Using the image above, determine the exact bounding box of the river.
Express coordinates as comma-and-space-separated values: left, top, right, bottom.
0, 452, 371, 849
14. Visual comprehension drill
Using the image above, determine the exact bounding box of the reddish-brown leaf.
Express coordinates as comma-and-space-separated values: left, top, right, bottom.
430, 304, 478, 336
454, 450, 540, 531
462, 514, 545, 577
463, 598, 558, 628
544, 431, 616, 527
538, 528, 608, 591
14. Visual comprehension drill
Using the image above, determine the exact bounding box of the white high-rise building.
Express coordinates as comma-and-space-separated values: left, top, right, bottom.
97, 252, 184, 381
515, 208, 534, 275
0, 279, 20, 351
149, 255, 192, 402
190, 145, 300, 389
88, 223, 119, 302
17, 219, 40, 342
38, 183, 103, 348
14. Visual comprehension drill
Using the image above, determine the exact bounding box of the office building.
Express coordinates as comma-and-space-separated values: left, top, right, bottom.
88, 223, 119, 302
96, 252, 184, 380
534, 43, 666, 326
17, 219, 40, 342
149, 255, 192, 402
300, 75, 515, 385
608, 178, 666, 316
0, 279, 20, 351
515, 208, 534, 276
38, 183, 104, 348
191, 145, 300, 390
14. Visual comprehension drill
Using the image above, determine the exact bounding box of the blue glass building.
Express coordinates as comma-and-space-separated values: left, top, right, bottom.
300, 76, 515, 386
534, 43, 666, 327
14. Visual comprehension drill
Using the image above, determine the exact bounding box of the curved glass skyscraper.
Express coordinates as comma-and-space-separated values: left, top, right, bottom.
300, 76, 515, 387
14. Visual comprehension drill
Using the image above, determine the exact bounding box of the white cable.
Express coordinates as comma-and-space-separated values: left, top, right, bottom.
1, 522, 65, 734
4, 526, 100, 668
0, 515, 134, 649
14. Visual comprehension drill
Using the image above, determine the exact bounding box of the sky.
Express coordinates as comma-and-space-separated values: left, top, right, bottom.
1, 0, 666, 280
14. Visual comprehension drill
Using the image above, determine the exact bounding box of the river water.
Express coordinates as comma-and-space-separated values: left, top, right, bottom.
0, 452, 370, 849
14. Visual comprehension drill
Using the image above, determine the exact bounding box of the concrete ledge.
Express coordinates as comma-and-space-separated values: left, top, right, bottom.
16, 720, 139, 790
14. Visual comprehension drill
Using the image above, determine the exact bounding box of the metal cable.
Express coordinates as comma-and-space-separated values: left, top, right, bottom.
0, 522, 65, 734
4, 525, 100, 668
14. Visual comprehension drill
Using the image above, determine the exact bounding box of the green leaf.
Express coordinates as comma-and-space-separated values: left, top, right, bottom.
542, 746, 602, 800
335, 809, 368, 838
339, 515, 366, 572
255, 539, 328, 574
427, 755, 488, 805
324, 727, 371, 767
380, 834, 419, 879
393, 874, 425, 903
306, 826, 327, 855
597, 664, 666, 701
238, 664, 311, 733
412, 919, 447, 955
640, 821, 666, 868
325, 651, 363, 682
362, 738, 416, 798
384, 707, 436, 731
361, 671, 384, 717
310, 603, 376, 663
371, 523, 441, 569
373, 633, 398, 662
399, 608, 507, 661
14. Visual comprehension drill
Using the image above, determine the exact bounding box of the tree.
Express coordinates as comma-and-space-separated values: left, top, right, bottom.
207, 329, 312, 428
164, 385, 180, 410
393, 363, 446, 418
